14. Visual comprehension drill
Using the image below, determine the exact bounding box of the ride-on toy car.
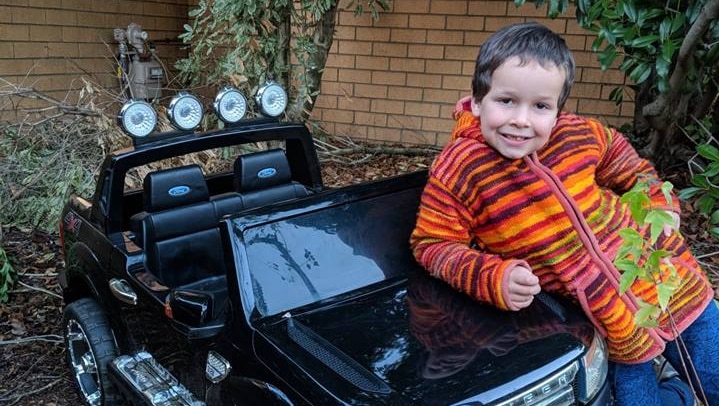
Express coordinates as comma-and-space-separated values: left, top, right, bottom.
59, 83, 611, 405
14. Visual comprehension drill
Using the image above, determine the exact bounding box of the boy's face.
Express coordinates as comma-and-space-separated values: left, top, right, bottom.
471, 57, 565, 159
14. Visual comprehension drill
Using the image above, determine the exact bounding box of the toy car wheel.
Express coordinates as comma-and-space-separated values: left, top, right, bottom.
63, 297, 121, 406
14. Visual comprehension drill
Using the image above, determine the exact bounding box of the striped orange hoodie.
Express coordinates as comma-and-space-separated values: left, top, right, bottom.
410, 109, 713, 363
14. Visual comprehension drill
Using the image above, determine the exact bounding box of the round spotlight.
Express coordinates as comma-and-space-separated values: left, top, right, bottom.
168, 92, 203, 131
213, 87, 247, 124
118, 100, 157, 138
255, 81, 287, 117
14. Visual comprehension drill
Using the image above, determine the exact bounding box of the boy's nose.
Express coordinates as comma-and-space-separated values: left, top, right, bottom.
510, 106, 531, 127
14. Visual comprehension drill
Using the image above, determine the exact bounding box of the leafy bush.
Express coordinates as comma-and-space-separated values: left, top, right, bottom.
679, 141, 719, 239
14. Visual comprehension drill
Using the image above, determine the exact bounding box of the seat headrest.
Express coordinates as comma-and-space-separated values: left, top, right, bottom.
143, 164, 209, 211
234, 149, 292, 192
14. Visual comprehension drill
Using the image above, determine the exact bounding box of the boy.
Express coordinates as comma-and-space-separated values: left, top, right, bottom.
410, 22, 718, 405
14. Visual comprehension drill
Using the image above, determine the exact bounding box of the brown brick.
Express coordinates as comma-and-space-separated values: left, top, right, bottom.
424, 88, 461, 103
406, 73, 442, 88
387, 114, 422, 130
427, 30, 463, 45
461, 61, 475, 75
32, 58, 67, 74
62, 26, 103, 43
0, 24, 29, 41
371, 99, 404, 114
314, 95, 337, 109
387, 85, 422, 100
356, 111, 388, 126
46, 9, 77, 25
409, 15, 445, 29
0, 58, 34, 75
355, 55, 388, 70
422, 116, 455, 132
62, 0, 91, 11
532, 18, 567, 34
431, 0, 468, 15
29, 25, 62, 41
393, 0, 430, 13
155, 16, 184, 32
338, 96, 370, 111
338, 40, 372, 55
1, 0, 29, 5
338, 10, 371, 27
577, 98, 621, 116
408, 44, 443, 59
356, 27, 390, 42
389, 57, 424, 72
47, 42, 78, 57
321, 81, 352, 96
13, 42, 48, 58
334, 25, 355, 40
367, 126, 402, 143
78, 43, 112, 57
582, 67, 626, 85
91, 0, 119, 13
572, 82, 601, 98
338, 69, 371, 84
0, 43, 13, 58
435, 130, 451, 145
322, 108, 354, 124
76, 11, 107, 28
464, 31, 491, 47
444, 45, 477, 61
484, 16, 523, 31
440, 104, 457, 118
373, 14, 408, 28
405, 101, 439, 117
335, 122, 368, 138
372, 42, 407, 57
508, 1, 547, 17
11, 6, 45, 23
143, 2, 168, 16
325, 54, 355, 69
391, 28, 427, 43
355, 83, 387, 98
468, 1, 507, 16
426, 59, 463, 75
322, 67, 338, 82
442, 75, 470, 91
372, 70, 406, 86
0, 6, 11, 23
446, 16, 485, 31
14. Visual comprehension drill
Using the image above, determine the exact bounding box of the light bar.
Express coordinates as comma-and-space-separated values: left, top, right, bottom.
255, 81, 287, 117
118, 100, 157, 138
213, 87, 247, 124
167, 92, 203, 131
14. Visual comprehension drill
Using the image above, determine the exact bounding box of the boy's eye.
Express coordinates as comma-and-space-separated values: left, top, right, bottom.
498, 98, 512, 105
535, 103, 550, 110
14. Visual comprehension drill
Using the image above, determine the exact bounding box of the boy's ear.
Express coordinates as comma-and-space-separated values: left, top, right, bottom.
470, 97, 481, 117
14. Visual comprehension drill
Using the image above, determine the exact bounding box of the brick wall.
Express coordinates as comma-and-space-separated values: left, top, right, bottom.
312, 0, 633, 146
0, 0, 194, 120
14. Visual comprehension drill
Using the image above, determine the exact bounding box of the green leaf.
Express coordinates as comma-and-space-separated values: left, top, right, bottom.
660, 182, 674, 205
710, 227, 719, 239
634, 301, 660, 327
657, 282, 677, 311
697, 144, 719, 162
646, 211, 673, 243
691, 174, 710, 188
629, 61, 652, 84
711, 209, 719, 225
608, 86, 624, 104
697, 194, 717, 215
598, 47, 618, 69
678, 186, 703, 200
618, 262, 641, 294
630, 35, 660, 49
622, 2, 638, 22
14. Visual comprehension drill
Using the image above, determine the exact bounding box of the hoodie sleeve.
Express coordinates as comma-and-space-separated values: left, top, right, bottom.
410, 143, 528, 311
592, 120, 679, 212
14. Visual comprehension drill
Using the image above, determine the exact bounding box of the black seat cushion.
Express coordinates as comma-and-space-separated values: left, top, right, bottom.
143, 164, 209, 211
233, 149, 309, 208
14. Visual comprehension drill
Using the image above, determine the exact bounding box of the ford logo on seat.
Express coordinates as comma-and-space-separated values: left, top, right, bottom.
168, 185, 191, 197
257, 168, 277, 178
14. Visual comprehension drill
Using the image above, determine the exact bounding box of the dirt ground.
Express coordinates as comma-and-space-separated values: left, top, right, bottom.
2, 154, 719, 406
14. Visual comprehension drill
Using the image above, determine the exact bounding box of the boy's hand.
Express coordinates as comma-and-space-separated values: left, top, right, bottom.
507, 266, 541, 310
663, 211, 680, 236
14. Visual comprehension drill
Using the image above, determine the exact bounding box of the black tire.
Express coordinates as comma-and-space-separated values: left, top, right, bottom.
63, 297, 122, 406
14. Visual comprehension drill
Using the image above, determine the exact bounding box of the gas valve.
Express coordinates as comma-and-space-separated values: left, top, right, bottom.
114, 23, 164, 100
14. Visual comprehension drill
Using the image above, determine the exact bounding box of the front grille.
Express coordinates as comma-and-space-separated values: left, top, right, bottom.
497, 361, 579, 406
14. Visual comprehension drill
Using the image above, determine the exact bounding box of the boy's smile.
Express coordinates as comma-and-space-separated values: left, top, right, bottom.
471, 57, 565, 159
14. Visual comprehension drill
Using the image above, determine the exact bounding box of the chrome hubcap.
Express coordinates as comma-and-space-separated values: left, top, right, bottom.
66, 319, 102, 405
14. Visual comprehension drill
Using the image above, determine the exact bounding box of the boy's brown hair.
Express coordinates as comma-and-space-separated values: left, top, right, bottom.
472, 22, 576, 111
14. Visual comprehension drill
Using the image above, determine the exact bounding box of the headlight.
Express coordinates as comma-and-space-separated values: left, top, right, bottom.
255, 81, 287, 117
578, 332, 608, 403
168, 92, 203, 131
213, 86, 247, 124
118, 100, 156, 137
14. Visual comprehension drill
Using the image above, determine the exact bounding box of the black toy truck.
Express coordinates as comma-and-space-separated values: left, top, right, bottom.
58, 87, 611, 406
